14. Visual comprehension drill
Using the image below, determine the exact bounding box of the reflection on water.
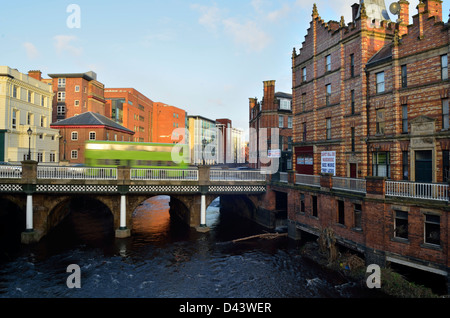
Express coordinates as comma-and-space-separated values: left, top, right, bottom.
0, 196, 386, 298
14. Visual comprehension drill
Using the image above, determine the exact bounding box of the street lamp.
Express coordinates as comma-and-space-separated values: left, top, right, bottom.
27, 127, 32, 160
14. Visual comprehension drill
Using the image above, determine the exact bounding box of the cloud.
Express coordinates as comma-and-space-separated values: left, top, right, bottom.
267, 4, 291, 22
23, 42, 39, 59
190, 3, 223, 33
53, 35, 83, 56
223, 18, 271, 53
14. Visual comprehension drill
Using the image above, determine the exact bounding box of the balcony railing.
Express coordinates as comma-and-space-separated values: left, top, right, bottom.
131, 168, 198, 181
386, 181, 449, 202
0, 165, 22, 179
279, 172, 288, 183
332, 177, 366, 193
210, 170, 266, 181
37, 166, 118, 180
295, 174, 321, 187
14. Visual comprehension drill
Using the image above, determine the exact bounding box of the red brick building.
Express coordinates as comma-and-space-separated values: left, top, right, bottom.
285, 0, 450, 293
249, 80, 293, 171
50, 111, 134, 164
104, 88, 153, 142
151, 102, 186, 144
45, 71, 106, 123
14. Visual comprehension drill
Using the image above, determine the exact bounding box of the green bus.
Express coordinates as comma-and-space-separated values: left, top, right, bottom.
84, 140, 190, 169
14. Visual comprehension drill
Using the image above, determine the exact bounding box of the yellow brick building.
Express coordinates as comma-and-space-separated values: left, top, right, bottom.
0, 66, 59, 164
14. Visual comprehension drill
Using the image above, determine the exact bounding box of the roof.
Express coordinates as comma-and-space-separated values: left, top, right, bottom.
47, 71, 97, 81
275, 92, 292, 99
366, 44, 392, 68
50, 112, 134, 134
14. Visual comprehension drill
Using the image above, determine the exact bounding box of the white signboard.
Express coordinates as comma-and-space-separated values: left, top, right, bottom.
321, 151, 336, 175
268, 149, 281, 158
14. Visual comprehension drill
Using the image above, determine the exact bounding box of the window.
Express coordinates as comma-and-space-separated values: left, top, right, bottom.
58, 78, 66, 88
12, 85, 17, 98
354, 204, 362, 229
401, 65, 407, 88
376, 72, 385, 93
338, 200, 345, 225
37, 152, 43, 162
351, 127, 355, 152
441, 55, 448, 80
74, 100, 80, 107
28, 91, 32, 103
372, 151, 390, 177
326, 118, 331, 140
280, 99, 291, 110
288, 116, 293, 129
376, 109, 385, 135
424, 214, 440, 246
71, 150, 78, 159
303, 122, 307, 141
443, 150, 449, 182
279, 115, 284, 128
89, 132, 96, 140
57, 105, 65, 116
302, 67, 306, 82
351, 90, 355, 114
402, 104, 408, 133
12, 110, 17, 129
71, 131, 78, 140
394, 211, 408, 239
41, 96, 45, 107
326, 54, 331, 72
75, 85, 80, 92
312, 195, 318, 217
442, 99, 449, 130
402, 151, 409, 180
27, 113, 32, 125
49, 153, 56, 163
350, 54, 355, 78
40, 116, 45, 127
326, 84, 331, 105
57, 91, 65, 102
302, 93, 306, 112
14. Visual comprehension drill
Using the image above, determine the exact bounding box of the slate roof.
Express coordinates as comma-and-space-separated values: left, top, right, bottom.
50, 112, 134, 134
366, 44, 393, 68
275, 92, 292, 99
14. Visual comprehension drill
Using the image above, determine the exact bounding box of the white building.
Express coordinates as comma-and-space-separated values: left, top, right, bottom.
188, 115, 218, 165
0, 67, 59, 164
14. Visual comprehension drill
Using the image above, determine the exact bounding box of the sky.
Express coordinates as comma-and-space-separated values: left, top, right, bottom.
1, 0, 449, 135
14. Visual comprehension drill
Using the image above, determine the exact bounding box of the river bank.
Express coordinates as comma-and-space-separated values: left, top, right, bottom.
299, 240, 443, 298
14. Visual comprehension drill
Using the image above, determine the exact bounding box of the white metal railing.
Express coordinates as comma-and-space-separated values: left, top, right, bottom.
279, 172, 288, 183
295, 174, 321, 187
210, 170, 266, 181
386, 181, 449, 201
0, 165, 22, 179
130, 168, 198, 181
332, 177, 366, 193
37, 166, 118, 180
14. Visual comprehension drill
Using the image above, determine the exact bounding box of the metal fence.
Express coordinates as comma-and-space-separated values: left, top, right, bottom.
37, 166, 118, 180
386, 181, 449, 201
295, 174, 321, 187
209, 170, 266, 181
332, 177, 366, 193
0, 165, 22, 179
130, 169, 198, 181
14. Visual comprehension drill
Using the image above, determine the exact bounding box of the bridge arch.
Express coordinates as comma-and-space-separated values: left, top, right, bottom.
44, 195, 115, 243
0, 196, 26, 259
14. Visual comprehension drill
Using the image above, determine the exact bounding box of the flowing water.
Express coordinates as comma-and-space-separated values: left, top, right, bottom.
0, 196, 386, 299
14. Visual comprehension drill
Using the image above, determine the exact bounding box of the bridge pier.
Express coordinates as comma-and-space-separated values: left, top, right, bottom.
116, 194, 131, 238
196, 194, 210, 233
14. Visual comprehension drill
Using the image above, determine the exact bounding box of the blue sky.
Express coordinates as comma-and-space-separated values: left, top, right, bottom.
1, 0, 448, 133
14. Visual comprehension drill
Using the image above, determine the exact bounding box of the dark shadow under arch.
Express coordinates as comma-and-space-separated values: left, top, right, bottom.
0, 198, 25, 261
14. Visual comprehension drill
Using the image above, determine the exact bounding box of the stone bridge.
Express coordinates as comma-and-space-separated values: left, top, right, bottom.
0, 161, 271, 244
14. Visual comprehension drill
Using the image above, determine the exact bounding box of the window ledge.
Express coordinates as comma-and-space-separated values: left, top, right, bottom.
420, 243, 442, 251
392, 237, 409, 244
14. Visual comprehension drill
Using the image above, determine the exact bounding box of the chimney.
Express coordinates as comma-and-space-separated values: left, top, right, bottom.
263, 80, 275, 111
28, 70, 42, 81
424, 0, 443, 21
398, 0, 410, 36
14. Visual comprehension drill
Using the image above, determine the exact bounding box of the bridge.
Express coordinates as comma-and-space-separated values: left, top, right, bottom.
0, 161, 267, 244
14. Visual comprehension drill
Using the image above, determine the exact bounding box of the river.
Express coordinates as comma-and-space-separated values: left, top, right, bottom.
0, 196, 386, 300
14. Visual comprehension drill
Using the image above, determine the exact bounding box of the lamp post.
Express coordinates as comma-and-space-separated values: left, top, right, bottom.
27, 127, 32, 160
